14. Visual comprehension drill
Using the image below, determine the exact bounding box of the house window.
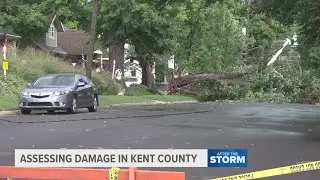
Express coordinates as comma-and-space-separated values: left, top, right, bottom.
131, 70, 136, 77
49, 25, 54, 38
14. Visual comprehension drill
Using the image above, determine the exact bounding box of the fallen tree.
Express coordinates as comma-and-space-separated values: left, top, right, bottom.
175, 70, 254, 87
173, 66, 257, 95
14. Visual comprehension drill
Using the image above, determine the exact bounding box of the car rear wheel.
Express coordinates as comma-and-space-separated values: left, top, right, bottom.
67, 96, 77, 114
88, 95, 98, 112
21, 109, 31, 115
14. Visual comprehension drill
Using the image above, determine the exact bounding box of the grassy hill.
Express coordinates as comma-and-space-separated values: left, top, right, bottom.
0, 48, 195, 111
0, 48, 121, 96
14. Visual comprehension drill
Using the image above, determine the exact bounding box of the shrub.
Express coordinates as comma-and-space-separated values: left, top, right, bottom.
242, 90, 292, 104
0, 72, 27, 96
197, 81, 250, 102
92, 74, 121, 95
124, 84, 157, 96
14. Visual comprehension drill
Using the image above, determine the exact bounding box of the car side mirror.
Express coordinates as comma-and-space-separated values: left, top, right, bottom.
27, 83, 31, 87
77, 82, 85, 87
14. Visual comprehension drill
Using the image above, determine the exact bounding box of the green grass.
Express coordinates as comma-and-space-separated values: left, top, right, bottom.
0, 95, 19, 111
99, 95, 196, 106
0, 95, 196, 111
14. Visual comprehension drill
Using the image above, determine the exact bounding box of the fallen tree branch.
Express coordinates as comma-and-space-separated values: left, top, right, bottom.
175, 69, 255, 87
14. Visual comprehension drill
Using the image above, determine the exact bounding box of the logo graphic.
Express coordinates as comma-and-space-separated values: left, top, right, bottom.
207, 149, 248, 167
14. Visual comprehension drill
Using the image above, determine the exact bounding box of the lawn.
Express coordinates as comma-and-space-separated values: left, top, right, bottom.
99, 95, 196, 105
0, 95, 196, 111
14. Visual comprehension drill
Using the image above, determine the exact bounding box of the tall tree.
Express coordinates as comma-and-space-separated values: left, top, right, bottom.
86, 0, 99, 79
251, 0, 320, 53
97, 0, 183, 88
0, 0, 47, 46
176, 0, 248, 74
38, 0, 91, 30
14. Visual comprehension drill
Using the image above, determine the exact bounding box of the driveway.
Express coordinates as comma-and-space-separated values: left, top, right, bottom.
0, 102, 319, 179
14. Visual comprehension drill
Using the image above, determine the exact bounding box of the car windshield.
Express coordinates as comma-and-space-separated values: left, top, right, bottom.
32, 74, 75, 87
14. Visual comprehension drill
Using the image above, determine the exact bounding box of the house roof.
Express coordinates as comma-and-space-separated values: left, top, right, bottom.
46, 13, 64, 32
0, 26, 22, 40
57, 29, 90, 55
35, 37, 68, 55
36, 13, 109, 58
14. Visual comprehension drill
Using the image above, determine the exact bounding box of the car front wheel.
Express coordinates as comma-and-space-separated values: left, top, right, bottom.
67, 96, 77, 114
88, 95, 98, 112
20, 109, 31, 115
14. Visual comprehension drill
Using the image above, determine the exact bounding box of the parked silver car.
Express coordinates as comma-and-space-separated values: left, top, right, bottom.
19, 73, 99, 114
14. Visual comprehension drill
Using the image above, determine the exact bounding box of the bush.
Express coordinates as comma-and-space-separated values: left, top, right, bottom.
242, 90, 292, 104
197, 81, 250, 102
124, 84, 158, 96
92, 74, 121, 95
1, 48, 120, 95
0, 73, 27, 96
293, 76, 320, 104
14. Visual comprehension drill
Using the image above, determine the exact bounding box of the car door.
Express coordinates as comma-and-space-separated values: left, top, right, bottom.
75, 75, 87, 108
80, 75, 93, 106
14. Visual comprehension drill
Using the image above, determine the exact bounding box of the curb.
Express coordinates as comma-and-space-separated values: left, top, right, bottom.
109, 100, 198, 107
0, 110, 20, 116
0, 101, 198, 116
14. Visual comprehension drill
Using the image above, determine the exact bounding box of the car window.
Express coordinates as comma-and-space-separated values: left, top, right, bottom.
81, 75, 92, 85
79, 78, 85, 83
33, 74, 75, 87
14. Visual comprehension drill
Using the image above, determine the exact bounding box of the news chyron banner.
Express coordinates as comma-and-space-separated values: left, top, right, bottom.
15, 149, 247, 168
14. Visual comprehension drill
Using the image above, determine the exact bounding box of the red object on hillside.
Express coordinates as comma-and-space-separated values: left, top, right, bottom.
169, 85, 175, 95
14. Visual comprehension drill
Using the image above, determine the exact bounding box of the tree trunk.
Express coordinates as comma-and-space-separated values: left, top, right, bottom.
141, 60, 156, 89
86, 0, 99, 79
150, 61, 156, 90
108, 38, 125, 76
175, 66, 256, 87
141, 61, 148, 86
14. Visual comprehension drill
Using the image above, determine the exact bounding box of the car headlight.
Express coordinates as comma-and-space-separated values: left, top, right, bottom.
22, 92, 29, 96
53, 91, 70, 96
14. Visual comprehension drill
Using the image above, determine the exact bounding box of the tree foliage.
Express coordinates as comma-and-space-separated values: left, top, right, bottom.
0, 0, 46, 45
3, 0, 320, 104
252, 0, 320, 50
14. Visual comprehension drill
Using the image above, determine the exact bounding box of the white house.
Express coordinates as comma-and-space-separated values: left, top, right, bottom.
123, 43, 142, 84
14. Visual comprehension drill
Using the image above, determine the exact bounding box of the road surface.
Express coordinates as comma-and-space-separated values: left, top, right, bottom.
0, 102, 319, 179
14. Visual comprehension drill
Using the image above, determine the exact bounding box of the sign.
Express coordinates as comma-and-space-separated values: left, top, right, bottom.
72, 63, 76, 67
109, 167, 120, 180
207, 149, 248, 168
2, 59, 8, 70
115, 69, 122, 80
14, 149, 248, 168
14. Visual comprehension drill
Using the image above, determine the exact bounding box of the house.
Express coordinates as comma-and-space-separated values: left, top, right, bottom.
123, 43, 142, 83
35, 13, 109, 68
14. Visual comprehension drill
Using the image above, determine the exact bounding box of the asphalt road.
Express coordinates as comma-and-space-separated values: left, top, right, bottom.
0, 102, 319, 180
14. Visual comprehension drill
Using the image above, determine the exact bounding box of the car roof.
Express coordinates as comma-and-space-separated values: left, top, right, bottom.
41, 73, 86, 77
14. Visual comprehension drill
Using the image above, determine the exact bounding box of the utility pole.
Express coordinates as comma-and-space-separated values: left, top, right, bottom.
1, 33, 8, 79
86, 0, 99, 79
